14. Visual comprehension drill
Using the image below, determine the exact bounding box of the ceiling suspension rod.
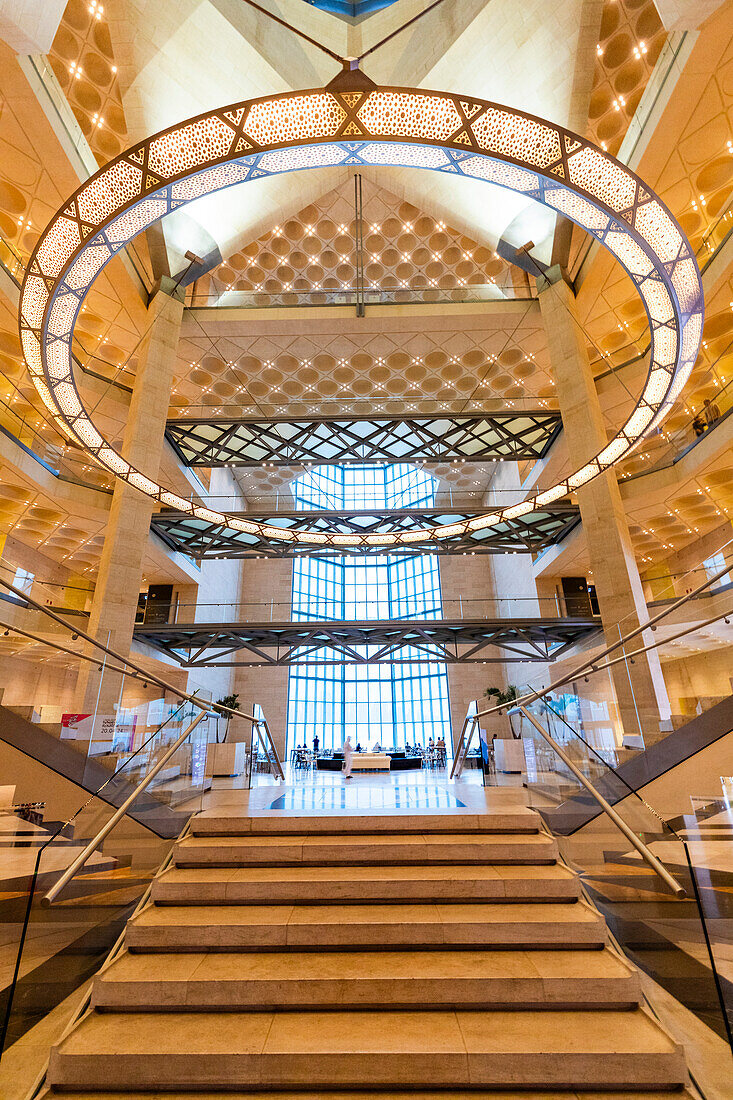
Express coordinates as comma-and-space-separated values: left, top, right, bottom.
238, 0, 347, 64
357, 0, 449, 63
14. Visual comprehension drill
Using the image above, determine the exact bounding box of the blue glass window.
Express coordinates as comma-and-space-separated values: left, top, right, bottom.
301, 1, 401, 17
286, 464, 452, 752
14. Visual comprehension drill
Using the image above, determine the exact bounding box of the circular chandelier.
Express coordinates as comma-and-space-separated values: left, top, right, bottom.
19, 81, 703, 548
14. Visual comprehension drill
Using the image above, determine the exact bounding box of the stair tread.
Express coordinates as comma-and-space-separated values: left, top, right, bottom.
96, 945, 637, 984
174, 833, 557, 865
51, 1006, 682, 1056
94, 946, 639, 1008
127, 899, 605, 950
40, 1093, 700, 1100
179, 833, 554, 847
48, 1008, 686, 1091
151, 862, 580, 903
191, 811, 540, 836
157, 863, 573, 883
131, 900, 603, 928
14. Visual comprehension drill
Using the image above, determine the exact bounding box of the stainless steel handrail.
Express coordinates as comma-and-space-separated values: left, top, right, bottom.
515, 704, 686, 898
469, 550, 733, 729
41, 708, 210, 907
453, 601, 733, 779
0, 574, 284, 776
449, 702, 478, 780
256, 712, 284, 779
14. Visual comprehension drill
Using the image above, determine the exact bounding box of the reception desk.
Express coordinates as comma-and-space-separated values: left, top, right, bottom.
351, 752, 391, 771
316, 751, 423, 772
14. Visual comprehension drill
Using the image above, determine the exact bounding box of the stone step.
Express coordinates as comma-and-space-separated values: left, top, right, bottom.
92, 947, 640, 1011
173, 832, 558, 867
40, 1092, 701, 1100
191, 809, 540, 837
47, 1008, 687, 1091
151, 863, 581, 905
126, 899, 607, 952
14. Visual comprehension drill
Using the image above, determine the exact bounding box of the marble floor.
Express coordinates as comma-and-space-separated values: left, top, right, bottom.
202, 759, 528, 812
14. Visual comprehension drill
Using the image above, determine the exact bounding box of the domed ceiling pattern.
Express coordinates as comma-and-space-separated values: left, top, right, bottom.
48, 0, 129, 166
194, 177, 528, 308
173, 179, 550, 434
588, 0, 666, 157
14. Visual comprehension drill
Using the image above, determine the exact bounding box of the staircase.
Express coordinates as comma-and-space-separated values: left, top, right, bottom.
43, 805, 691, 1096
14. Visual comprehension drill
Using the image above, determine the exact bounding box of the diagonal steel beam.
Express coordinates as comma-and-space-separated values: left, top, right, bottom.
164, 411, 562, 468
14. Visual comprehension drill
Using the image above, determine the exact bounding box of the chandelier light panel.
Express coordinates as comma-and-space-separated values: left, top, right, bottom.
19, 84, 703, 547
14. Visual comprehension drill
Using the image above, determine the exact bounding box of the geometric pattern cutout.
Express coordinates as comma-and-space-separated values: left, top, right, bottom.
150, 503, 582, 559
164, 413, 563, 467
19, 81, 704, 547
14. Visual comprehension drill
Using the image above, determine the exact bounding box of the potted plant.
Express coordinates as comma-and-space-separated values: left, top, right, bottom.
484, 685, 521, 738
214, 693, 240, 743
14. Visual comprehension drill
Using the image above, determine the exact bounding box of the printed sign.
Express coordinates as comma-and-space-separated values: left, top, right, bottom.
61, 712, 137, 752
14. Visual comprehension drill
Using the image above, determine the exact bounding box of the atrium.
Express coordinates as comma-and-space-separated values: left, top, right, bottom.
0, 0, 732, 1093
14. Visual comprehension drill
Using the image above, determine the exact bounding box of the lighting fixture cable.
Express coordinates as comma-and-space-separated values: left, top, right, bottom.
237, 0, 450, 69
355, 0, 449, 63
238, 0, 347, 64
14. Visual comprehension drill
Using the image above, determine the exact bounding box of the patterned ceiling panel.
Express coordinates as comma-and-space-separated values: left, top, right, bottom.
48, 0, 128, 166
173, 311, 554, 420
195, 177, 527, 308
588, 0, 666, 157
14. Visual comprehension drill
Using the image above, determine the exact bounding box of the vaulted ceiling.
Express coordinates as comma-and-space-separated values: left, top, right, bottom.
0, 0, 732, 588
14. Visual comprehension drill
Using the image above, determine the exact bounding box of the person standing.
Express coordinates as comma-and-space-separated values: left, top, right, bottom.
704, 397, 721, 426
313, 734, 320, 754
343, 735, 354, 779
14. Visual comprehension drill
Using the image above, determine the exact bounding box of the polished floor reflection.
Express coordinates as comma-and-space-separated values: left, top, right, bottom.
268, 784, 467, 811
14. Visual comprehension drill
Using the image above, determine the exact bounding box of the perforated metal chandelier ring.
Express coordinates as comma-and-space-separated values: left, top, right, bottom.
19, 83, 703, 548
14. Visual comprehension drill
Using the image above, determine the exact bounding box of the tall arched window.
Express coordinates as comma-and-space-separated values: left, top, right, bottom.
286, 464, 452, 753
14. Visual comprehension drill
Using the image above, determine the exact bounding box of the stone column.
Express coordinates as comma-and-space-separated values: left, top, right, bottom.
78, 281, 183, 714
539, 274, 671, 743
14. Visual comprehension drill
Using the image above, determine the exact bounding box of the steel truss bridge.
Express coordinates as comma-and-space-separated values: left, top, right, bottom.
133, 617, 600, 668
164, 411, 562, 468
151, 504, 580, 559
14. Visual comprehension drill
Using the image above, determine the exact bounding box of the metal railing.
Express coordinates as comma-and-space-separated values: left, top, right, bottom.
515, 703, 685, 897
41, 708, 211, 907
0, 572, 283, 779
186, 281, 535, 311
0, 571, 284, 1057
452, 541, 733, 784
